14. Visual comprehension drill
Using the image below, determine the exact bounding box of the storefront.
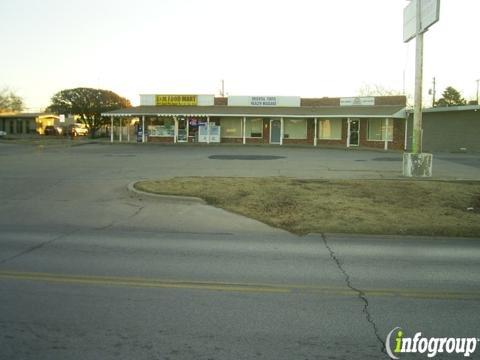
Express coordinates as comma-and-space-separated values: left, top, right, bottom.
0, 113, 59, 135
103, 94, 407, 150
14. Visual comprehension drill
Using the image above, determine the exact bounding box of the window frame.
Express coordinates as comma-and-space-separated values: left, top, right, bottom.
220, 117, 243, 138
318, 118, 343, 140
245, 118, 263, 138
367, 118, 393, 142
283, 118, 307, 140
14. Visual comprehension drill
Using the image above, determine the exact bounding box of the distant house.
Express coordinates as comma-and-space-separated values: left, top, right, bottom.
0, 113, 59, 135
406, 105, 480, 152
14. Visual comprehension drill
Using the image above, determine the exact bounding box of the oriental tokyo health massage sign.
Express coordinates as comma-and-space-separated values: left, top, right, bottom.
385, 327, 478, 359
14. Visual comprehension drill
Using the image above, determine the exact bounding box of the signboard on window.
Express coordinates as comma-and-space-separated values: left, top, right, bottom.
228, 96, 300, 107
155, 95, 198, 106
340, 97, 375, 106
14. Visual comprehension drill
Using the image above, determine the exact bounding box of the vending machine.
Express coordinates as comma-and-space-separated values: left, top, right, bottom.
198, 123, 221, 143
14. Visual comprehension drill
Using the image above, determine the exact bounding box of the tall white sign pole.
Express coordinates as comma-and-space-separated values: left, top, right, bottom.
412, 0, 423, 154
403, 0, 439, 177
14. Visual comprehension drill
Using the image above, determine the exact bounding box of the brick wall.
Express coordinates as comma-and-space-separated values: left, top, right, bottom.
263, 119, 269, 142
374, 96, 407, 106
246, 137, 266, 144
148, 137, 174, 143
214, 97, 228, 105
301, 98, 340, 106
221, 137, 243, 144
283, 139, 310, 145
300, 96, 406, 107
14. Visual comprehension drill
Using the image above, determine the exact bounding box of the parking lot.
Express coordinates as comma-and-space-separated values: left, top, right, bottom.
2, 141, 479, 180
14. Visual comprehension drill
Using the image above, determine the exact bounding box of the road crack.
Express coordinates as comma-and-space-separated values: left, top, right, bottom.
0, 230, 77, 266
128, 205, 144, 219
95, 204, 144, 231
321, 233, 386, 356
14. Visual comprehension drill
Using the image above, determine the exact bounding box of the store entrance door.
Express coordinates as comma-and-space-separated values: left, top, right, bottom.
347, 118, 360, 147
177, 117, 188, 142
270, 119, 281, 144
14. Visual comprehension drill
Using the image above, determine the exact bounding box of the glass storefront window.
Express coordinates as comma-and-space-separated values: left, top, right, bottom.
368, 118, 393, 141
245, 118, 263, 138
220, 118, 242, 138
148, 117, 174, 137
284, 118, 307, 139
319, 119, 342, 139
16, 120, 23, 134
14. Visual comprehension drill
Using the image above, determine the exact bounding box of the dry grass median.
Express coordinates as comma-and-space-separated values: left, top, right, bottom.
135, 177, 480, 237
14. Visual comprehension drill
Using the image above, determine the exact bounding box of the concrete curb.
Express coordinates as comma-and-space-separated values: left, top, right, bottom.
127, 181, 206, 204
305, 232, 480, 241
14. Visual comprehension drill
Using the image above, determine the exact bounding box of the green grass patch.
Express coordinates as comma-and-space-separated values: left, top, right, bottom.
135, 177, 480, 237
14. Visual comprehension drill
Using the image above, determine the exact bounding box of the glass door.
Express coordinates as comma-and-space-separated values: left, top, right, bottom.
270, 119, 281, 144
177, 117, 188, 142
348, 118, 360, 147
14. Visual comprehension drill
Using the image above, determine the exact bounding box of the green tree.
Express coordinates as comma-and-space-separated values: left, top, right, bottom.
436, 86, 466, 107
47, 87, 131, 137
0, 88, 24, 113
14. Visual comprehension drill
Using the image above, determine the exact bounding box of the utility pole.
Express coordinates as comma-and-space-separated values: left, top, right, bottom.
432, 77, 436, 107
428, 77, 436, 107
476, 79, 479, 105
220, 79, 225, 97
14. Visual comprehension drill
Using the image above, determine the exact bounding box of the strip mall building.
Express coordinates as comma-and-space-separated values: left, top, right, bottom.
103, 94, 407, 150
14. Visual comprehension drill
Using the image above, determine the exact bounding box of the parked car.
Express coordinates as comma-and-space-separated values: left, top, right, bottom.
44, 126, 63, 135
0, 130, 7, 137
68, 123, 88, 136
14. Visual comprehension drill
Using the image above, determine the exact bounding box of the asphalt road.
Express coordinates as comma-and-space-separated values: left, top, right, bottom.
0, 142, 479, 359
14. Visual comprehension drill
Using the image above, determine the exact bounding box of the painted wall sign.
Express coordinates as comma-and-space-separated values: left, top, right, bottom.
228, 96, 300, 107
140, 94, 214, 106
155, 95, 198, 106
340, 97, 375, 106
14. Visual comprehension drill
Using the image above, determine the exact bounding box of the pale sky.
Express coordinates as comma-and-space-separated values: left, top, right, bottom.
1, 0, 479, 111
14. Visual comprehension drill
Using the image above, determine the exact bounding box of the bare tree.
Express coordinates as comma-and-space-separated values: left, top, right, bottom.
357, 84, 413, 106
357, 84, 403, 97
0, 88, 24, 113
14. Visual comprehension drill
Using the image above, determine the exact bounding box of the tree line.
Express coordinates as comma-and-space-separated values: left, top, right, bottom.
358, 84, 477, 107
0, 87, 131, 137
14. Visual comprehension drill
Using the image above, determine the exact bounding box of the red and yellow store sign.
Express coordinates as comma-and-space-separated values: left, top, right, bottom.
155, 95, 197, 106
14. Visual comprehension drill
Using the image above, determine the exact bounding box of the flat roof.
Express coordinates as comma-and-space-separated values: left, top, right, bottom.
103, 105, 406, 118
0, 112, 58, 119
422, 105, 480, 113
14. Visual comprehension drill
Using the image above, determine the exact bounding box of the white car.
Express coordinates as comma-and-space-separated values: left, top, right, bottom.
69, 123, 88, 136
0, 130, 7, 137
